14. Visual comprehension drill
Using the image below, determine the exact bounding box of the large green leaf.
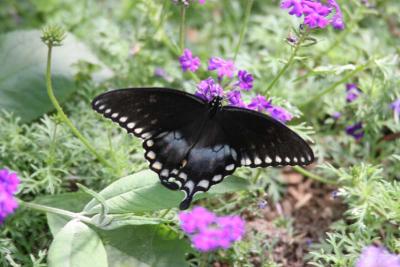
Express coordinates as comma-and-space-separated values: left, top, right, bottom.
48, 220, 108, 267
102, 225, 192, 267
0, 30, 112, 122
83, 170, 250, 214
35, 192, 92, 236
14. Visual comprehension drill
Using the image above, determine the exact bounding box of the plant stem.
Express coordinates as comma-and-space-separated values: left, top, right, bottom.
159, 208, 171, 219
293, 166, 337, 185
179, 5, 186, 53
233, 0, 254, 61
199, 253, 208, 267
45, 45, 113, 170
264, 30, 309, 93
300, 60, 371, 108
19, 199, 93, 225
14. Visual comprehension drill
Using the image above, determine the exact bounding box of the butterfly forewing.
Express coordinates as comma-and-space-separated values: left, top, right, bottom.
92, 88, 207, 139
218, 106, 314, 168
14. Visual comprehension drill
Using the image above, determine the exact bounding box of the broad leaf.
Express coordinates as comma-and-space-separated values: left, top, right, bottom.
34, 192, 92, 236
83, 170, 250, 214
0, 30, 112, 122
90, 214, 166, 230
48, 220, 108, 267
102, 225, 191, 267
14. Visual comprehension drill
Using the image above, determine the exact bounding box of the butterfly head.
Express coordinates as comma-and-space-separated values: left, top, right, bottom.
209, 96, 223, 116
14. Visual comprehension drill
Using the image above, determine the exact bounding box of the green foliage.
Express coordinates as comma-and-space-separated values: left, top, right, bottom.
0, 0, 400, 266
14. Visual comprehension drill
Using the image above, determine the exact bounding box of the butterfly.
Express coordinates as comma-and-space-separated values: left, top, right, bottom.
92, 87, 314, 210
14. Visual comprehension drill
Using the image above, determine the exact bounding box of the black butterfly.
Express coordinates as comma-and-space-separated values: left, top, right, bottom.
92, 87, 314, 210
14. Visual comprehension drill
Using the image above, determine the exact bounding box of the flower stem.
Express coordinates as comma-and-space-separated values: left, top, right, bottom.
293, 166, 337, 185
233, 0, 254, 61
300, 60, 371, 108
18, 199, 94, 225
199, 253, 208, 267
179, 5, 186, 53
45, 45, 114, 170
265, 30, 309, 93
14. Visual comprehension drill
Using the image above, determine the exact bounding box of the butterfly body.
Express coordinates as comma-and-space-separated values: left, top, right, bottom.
92, 87, 314, 210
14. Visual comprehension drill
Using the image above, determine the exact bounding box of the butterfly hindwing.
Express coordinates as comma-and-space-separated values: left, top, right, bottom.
218, 106, 314, 168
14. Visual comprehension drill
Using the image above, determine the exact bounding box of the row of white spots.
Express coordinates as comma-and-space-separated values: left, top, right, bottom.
239, 154, 313, 166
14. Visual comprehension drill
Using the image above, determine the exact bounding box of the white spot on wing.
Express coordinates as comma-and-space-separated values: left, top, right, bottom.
119, 116, 128, 123
285, 157, 291, 163
254, 157, 262, 165
147, 151, 156, 160
276, 156, 282, 163
111, 113, 119, 118
179, 172, 187, 181
99, 105, 105, 110
301, 157, 305, 163
245, 158, 251, 166
152, 161, 162, 170
160, 169, 169, 177
198, 180, 209, 189
134, 128, 143, 134
225, 164, 235, 171
265, 156, 272, 164
141, 132, 152, 139
146, 140, 154, 147
293, 157, 298, 163
185, 181, 194, 194
212, 175, 222, 182
127, 122, 135, 129
94, 100, 101, 106
231, 148, 237, 161
105, 109, 111, 114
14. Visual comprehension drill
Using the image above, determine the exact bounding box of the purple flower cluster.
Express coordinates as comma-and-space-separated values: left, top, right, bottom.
281, 0, 345, 30
346, 122, 364, 141
0, 169, 20, 224
346, 83, 362, 103
178, 49, 294, 123
356, 246, 400, 267
179, 206, 245, 252
179, 49, 201, 72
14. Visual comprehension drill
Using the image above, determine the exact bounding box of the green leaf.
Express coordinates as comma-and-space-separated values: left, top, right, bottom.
48, 220, 108, 267
34, 192, 92, 236
83, 170, 250, 214
102, 225, 191, 267
90, 214, 166, 230
0, 30, 112, 122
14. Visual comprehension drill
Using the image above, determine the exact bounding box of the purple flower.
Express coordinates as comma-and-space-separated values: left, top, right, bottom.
328, 0, 345, 30
236, 70, 254, 91
179, 49, 201, 72
390, 99, 400, 116
179, 206, 245, 252
356, 246, 400, 267
0, 169, 20, 224
346, 122, 364, 141
346, 83, 362, 103
248, 95, 271, 112
281, 0, 345, 30
267, 105, 293, 123
195, 77, 224, 102
208, 57, 236, 78
332, 112, 342, 120
227, 90, 246, 108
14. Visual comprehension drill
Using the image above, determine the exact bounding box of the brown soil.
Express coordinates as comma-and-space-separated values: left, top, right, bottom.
246, 171, 346, 267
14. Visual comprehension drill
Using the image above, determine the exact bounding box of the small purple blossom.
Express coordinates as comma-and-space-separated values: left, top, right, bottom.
0, 169, 20, 224
236, 70, 254, 91
346, 83, 362, 103
195, 77, 224, 102
258, 200, 268, 209
356, 246, 400, 267
248, 95, 271, 112
208, 57, 236, 78
179, 206, 245, 252
227, 90, 246, 108
346, 122, 364, 141
281, 0, 345, 30
179, 49, 201, 72
390, 99, 400, 116
267, 105, 293, 123
332, 112, 342, 120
